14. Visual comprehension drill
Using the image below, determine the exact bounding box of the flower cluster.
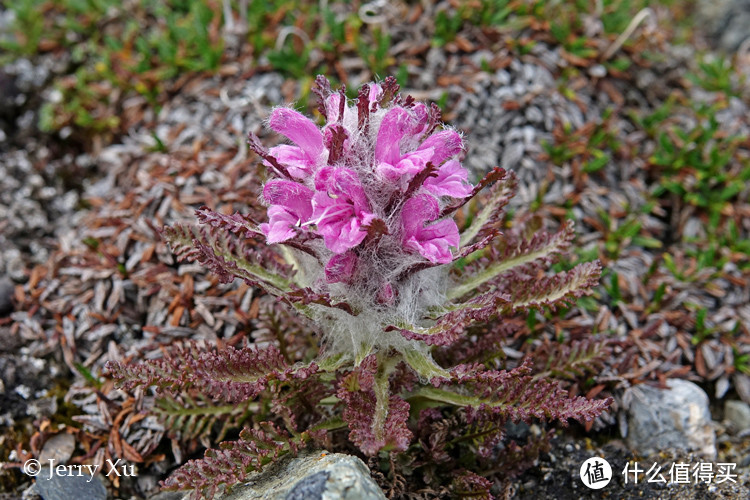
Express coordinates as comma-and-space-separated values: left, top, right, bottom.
253, 77, 471, 291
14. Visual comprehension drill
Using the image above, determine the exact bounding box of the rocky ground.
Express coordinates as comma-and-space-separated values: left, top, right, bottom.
2, 1, 750, 499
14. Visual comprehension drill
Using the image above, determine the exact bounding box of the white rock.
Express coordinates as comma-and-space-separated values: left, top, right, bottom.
622, 379, 716, 458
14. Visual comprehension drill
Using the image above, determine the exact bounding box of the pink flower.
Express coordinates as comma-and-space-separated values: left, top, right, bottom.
311, 167, 376, 253
260, 180, 313, 243
416, 130, 463, 167
401, 194, 459, 264
376, 112, 465, 183
258, 78, 472, 267
325, 251, 358, 284
267, 108, 325, 178
423, 160, 473, 198
375, 107, 417, 180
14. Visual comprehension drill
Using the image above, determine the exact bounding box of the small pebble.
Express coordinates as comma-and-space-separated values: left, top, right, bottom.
588, 64, 607, 78
0, 276, 13, 316
38, 433, 75, 467
725, 400, 750, 431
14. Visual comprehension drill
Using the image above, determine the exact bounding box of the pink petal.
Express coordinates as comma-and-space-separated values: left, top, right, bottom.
377, 148, 433, 181
375, 107, 412, 166
405, 218, 459, 263
325, 94, 351, 124
423, 160, 473, 198
368, 83, 382, 103
401, 193, 440, 235
269, 108, 325, 159
410, 103, 430, 136
376, 281, 396, 306
417, 130, 463, 166
267, 145, 316, 178
397, 148, 434, 175
261, 206, 300, 243
314, 167, 370, 211
401, 193, 459, 263
263, 180, 314, 220
325, 251, 358, 283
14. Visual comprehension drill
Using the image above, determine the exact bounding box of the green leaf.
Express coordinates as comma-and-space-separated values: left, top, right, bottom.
401, 349, 450, 380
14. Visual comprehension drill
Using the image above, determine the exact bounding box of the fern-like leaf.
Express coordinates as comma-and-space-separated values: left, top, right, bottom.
162, 422, 302, 499
414, 360, 612, 426
451, 470, 494, 500
502, 261, 601, 312
286, 286, 357, 316
107, 342, 318, 403
155, 393, 256, 442
391, 261, 599, 346
161, 223, 291, 295
388, 293, 505, 346
434, 320, 521, 366
449, 220, 577, 300
531, 338, 612, 381
457, 168, 517, 247
336, 356, 413, 455
195, 206, 262, 238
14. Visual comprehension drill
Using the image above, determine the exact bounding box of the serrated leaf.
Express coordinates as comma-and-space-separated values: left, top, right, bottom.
162, 223, 291, 295
457, 168, 516, 246
195, 206, 262, 237
107, 342, 318, 403
336, 355, 413, 455
412, 361, 612, 425
449, 220, 577, 300
506, 261, 601, 311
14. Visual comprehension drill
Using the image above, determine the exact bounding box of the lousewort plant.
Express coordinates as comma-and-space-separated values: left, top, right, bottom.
108, 76, 611, 498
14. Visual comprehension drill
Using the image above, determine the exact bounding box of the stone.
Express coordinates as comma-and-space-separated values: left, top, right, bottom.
150, 492, 185, 500
38, 433, 75, 466
34, 467, 107, 500
697, 0, 750, 51
285, 471, 329, 500
184, 451, 386, 500
622, 379, 716, 458
724, 400, 750, 431
0, 276, 13, 316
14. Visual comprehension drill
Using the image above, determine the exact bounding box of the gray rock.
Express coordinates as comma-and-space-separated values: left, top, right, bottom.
622, 379, 716, 458
38, 433, 75, 467
724, 400, 750, 430
285, 470, 329, 500
697, 0, 750, 51
186, 452, 386, 500
150, 491, 185, 500
0, 276, 13, 316
34, 467, 107, 500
